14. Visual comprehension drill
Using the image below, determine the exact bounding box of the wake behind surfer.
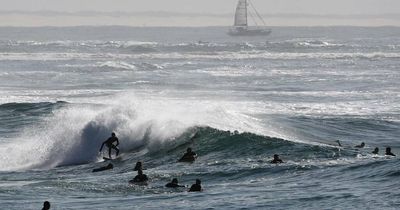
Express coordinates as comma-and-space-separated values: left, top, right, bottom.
178, 148, 197, 162
99, 132, 120, 159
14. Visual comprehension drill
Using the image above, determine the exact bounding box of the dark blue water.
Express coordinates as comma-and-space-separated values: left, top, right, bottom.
0, 26, 399, 209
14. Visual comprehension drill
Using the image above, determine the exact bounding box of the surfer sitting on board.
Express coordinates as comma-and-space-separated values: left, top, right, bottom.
134, 161, 143, 171
178, 148, 197, 162
130, 169, 148, 184
99, 132, 120, 159
188, 179, 202, 192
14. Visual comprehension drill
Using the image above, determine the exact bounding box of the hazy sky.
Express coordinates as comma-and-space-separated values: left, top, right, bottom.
1, 0, 399, 26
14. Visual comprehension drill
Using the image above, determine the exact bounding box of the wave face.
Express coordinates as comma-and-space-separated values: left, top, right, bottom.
0, 26, 399, 209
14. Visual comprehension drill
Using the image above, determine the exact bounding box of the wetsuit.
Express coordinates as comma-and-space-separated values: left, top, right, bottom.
100, 136, 120, 158
386, 152, 396, 156
270, 159, 283, 164
179, 151, 197, 162
189, 183, 202, 192
165, 182, 184, 188
92, 163, 113, 172
133, 174, 148, 182
134, 162, 142, 171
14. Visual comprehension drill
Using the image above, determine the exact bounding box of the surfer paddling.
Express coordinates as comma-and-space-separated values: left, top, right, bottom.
99, 132, 120, 159
385, 147, 396, 156
178, 148, 197, 162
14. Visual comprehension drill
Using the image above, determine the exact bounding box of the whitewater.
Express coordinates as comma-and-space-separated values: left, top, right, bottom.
0, 26, 399, 209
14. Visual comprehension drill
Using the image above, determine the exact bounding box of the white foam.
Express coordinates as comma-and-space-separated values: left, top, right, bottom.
1, 51, 399, 61
98, 61, 136, 70
0, 92, 271, 171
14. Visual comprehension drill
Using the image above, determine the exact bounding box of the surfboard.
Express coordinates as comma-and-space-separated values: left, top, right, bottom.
103, 156, 122, 161
92, 163, 113, 172
129, 180, 148, 186
178, 156, 196, 163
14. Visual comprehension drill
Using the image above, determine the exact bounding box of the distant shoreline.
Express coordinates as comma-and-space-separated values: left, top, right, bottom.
0, 25, 400, 29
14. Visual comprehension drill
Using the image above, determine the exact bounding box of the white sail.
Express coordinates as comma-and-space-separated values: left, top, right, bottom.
229, 0, 271, 36
234, 0, 247, 27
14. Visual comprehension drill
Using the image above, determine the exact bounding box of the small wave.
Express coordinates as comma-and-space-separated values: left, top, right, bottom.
0, 101, 68, 135
145, 126, 348, 165
98, 61, 136, 70
62, 61, 164, 71
266, 39, 349, 50
1, 40, 158, 48
296, 40, 345, 48
2, 50, 399, 62
0, 101, 66, 114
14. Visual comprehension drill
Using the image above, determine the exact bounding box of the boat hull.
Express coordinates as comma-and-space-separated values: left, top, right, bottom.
228, 28, 272, 36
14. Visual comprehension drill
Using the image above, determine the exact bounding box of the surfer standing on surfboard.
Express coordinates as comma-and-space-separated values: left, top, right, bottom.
99, 132, 120, 159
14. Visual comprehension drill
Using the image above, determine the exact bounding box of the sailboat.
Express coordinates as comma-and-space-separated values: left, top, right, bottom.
228, 0, 271, 36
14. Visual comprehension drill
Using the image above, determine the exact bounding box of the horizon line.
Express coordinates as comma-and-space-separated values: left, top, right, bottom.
1, 10, 400, 20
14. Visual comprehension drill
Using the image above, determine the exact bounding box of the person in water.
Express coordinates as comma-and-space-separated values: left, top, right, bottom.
336, 140, 342, 147
179, 148, 197, 162
372, 147, 379, 155
42, 201, 50, 210
270, 154, 283, 164
132, 169, 148, 183
385, 147, 396, 156
355, 142, 365, 148
165, 178, 185, 188
188, 179, 202, 192
134, 161, 143, 171
99, 132, 120, 159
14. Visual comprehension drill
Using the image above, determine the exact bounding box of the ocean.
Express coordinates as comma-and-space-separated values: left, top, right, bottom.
0, 26, 399, 209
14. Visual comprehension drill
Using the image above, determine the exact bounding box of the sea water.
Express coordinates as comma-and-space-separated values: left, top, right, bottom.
0, 26, 399, 209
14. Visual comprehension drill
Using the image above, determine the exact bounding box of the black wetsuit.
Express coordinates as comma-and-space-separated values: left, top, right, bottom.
179, 151, 197, 162
165, 183, 184, 188
100, 136, 120, 158
386, 152, 396, 156
189, 183, 202, 192
105, 136, 119, 148
134, 163, 142, 171
92, 163, 113, 172
133, 174, 148, 182
270, 159, 283, 164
